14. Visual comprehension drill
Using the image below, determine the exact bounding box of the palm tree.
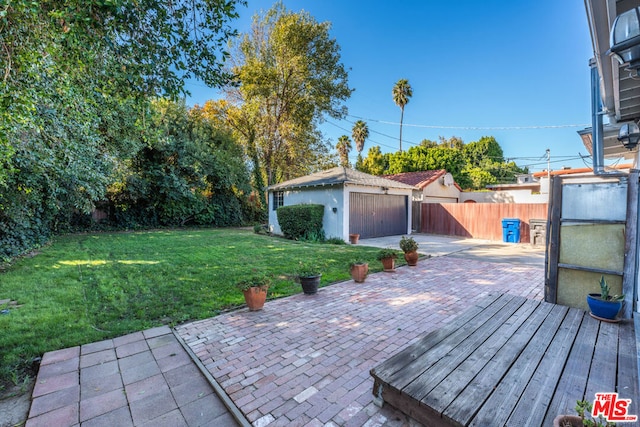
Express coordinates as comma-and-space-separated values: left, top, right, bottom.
336, 135, 352, 168
392, 79, 413, 152
351, 120, 369, 154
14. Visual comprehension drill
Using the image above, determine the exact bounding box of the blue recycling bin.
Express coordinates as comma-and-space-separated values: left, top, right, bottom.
502, 218, 521, 243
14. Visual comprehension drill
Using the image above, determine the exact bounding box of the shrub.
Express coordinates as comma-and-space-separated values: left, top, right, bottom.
399, 236, 418, 253
297, 261, 323, 277
301, 229, 326, 242
325, 237, 346, 245
235, 275, 271, 292
276, 204, 324, 240
376, 248, 399, 260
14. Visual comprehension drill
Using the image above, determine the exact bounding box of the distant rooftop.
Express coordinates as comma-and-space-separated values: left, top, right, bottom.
531, 163, 632, 178
384, 170, 462, 191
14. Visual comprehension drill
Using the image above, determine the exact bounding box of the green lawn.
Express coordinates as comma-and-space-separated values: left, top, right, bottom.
0, 228, 397, 385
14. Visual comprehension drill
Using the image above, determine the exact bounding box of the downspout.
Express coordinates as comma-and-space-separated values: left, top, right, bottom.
590, 58, 607, 175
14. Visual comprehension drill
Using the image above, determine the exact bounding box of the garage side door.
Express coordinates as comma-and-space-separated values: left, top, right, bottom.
349, 193, 408, 238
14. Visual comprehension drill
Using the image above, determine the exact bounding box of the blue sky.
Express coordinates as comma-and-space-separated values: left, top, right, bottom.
186, 0, 598, 173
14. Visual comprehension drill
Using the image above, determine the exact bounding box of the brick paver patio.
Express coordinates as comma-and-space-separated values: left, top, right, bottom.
26, 326, 238, 427
176, 255, 544, 426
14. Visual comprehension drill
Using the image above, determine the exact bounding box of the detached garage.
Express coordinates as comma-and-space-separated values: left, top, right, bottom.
267, 167, 416, 240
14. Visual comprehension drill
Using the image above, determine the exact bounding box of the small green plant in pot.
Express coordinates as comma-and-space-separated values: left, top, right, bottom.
553, 400, 615, 427
377, 248, 399, 272
297, 262, 322, 295
236, 275, 271, 311
586, 276, 624, 321
399, 236, 419, 266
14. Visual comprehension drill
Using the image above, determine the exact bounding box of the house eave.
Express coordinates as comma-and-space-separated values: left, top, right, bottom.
266, 167, 417, 192
586, 0, 640, 126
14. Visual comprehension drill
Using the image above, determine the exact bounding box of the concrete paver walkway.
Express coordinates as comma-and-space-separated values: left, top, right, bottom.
26, 326, 238, 427
359, 234, 546, 266
176, 255, 544, 426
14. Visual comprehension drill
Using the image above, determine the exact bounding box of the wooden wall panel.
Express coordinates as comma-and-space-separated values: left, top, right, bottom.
420, 203, 549, 242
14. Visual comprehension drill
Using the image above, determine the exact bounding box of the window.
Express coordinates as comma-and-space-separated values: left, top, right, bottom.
273, 191, 284, 210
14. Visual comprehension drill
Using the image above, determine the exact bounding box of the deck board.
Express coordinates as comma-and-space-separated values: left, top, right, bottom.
467, 304, 569, 426
586, 320, 619, 400
370, 293, 639, 427
379, 294, 516, 391
443, 300, 551, 426
435, 299, 545, 424
541, 313, 598, 425
372, 293, 504, 382
505, 307, 583, 426
619, 320, 640, 418
400, 295, 525, 403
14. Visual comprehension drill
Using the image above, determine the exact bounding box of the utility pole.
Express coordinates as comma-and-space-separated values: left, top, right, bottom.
546, 148, 551, 180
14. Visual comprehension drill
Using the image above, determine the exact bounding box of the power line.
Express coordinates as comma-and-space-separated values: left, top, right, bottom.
519, 156, 586, 168
347, 114, 590, 131
327, 120, 593, 170
325, 120, 402, 152
337, 116, 423, 147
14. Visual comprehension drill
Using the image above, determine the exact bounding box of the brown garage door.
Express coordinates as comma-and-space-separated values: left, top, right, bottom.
349, 193, 408, 238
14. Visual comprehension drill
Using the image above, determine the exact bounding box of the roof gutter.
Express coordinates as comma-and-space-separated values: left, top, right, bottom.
591, 58, 613, 175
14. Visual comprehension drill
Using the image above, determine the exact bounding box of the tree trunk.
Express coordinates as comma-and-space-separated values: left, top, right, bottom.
399, 106, 404, 153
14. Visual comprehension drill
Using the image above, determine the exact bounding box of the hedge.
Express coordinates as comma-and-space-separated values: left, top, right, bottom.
276, 204, 324, 240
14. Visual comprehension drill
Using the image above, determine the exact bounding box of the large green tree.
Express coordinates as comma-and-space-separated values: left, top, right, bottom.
1, 0, 244, 171
226, 2, 353, 185
392, 79, 413, 153
386, 145, 467, 178
108, 99, 255, 228
463, 136, 505, 166
336, 135, 352, 168
1, 0, 244, 259
358, 136, 527, 190
352, 120, 369, 154
351, 120, 369, 170
359, 146, 389, 175
461, 136, 525, 187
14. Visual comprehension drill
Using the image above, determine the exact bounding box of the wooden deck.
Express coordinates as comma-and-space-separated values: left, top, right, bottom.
370, 293, 639, 426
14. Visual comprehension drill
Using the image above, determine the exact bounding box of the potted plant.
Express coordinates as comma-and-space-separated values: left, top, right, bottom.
297, 263, 322, 295
586, 276, 624, 321
376, 248, 398, 272
235, 275, 271, 311
553, 400, 615, 427
349, 260, 368, 283
399, 236, 419, 266
349, 233, 360, 244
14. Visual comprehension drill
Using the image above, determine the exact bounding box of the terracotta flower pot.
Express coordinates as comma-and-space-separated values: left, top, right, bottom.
381, 257, 395, 272
403, 251, 419, 266
552, 415, 583, 427
242, 286, 267, 311
349, 233, 360, 244
350, 263, 368, 283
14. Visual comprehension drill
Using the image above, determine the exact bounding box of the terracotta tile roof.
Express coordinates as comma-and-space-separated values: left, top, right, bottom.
266, 167, 417, 191
383, 170, 447, 190
531, 163, 632, 178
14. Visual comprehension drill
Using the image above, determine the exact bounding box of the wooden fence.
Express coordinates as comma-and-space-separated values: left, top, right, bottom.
420, 203, 548, 243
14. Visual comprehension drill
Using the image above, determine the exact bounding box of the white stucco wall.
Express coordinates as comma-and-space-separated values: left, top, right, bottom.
422, 181, 460, 203
268, 186, 344, 239
459, 190, 549, 204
